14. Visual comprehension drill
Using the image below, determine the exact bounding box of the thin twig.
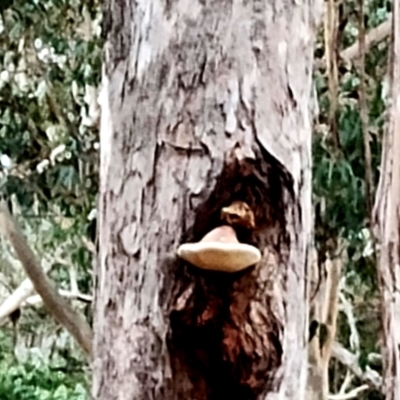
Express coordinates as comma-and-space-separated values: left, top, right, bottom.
338, 370, 353, 394
329, 384, 369, 400
338, 279, 360, 354
26, 290, 93, 305
324, 0, 341, 149
358, 0, 374, 218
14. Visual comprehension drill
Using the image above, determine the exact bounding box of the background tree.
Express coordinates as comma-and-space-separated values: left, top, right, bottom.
311, 2, 391, 399
373, 2, 400, 399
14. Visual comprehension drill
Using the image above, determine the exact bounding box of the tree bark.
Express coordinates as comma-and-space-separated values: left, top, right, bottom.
373, 5, 400, 400
94, 1, 321, 399
307, 255, 341, 400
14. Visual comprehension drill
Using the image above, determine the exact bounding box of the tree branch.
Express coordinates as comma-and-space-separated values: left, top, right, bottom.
338, 370, 353, 395
324, 0, 341, 148
338, 281, 360, 353
26, 289, 93, 305
341, 15, 392, 63
0, 278, 35, 323
329, 384, 369, 400
331, 341, 382, 391
321, 256, 342, 368
0, 201, 93, 360
315, 15, 392, 69
358, 0, 374, 216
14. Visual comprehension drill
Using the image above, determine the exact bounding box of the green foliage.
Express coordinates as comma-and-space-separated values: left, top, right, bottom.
0, 331, 89, 400
0, 0, 101, 395
0, 0, 101, 213
313, 2, 391, 399
313, 0, 388, 275
0, 0, 101, 297
0, 363, 88, 400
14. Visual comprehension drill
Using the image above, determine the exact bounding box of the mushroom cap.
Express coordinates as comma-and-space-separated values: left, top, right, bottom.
177, 225, 261, 273
177, 242, 261, 272
200, 225, 239, 243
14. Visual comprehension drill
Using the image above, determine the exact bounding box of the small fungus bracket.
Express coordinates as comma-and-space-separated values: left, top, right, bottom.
177, 207, 261, 273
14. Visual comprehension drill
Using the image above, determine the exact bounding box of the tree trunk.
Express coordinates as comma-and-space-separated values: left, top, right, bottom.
94, 1, 321, 399
373, 5, 400, 400
307, 253, 342, 400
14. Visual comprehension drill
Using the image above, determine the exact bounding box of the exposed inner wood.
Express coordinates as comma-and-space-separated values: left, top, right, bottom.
168, 153, 290, 400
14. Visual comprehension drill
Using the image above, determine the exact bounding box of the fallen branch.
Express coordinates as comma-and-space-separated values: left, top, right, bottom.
0, 201, 93, 360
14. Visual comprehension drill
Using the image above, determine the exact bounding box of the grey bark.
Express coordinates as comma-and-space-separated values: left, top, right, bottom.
372, 5, 400, 400
94, 1, 321, 399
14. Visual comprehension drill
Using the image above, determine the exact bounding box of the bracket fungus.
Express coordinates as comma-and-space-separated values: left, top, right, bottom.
177, 202, 261, 273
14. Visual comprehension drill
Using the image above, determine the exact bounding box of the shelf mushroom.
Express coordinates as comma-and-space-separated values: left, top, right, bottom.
177, 225, 261, 273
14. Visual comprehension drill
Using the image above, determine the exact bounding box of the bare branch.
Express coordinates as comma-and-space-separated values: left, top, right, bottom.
358, 0, 374, 216
331, 341, 382, 391
321, 256, 342, 364
0, 278, 35, 323
329, 384, 369, 400
315, 15, 392, 69
338, 370, 354, 395
341, 16, 392, 63
0, 201, 93, 360
26, 290, 93, 305
338, 280, 360, 353
324, 0, 341, 148
69, 265, 79, 295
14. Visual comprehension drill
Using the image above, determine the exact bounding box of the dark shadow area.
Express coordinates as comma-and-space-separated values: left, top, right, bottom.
167, 143, 294, 400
